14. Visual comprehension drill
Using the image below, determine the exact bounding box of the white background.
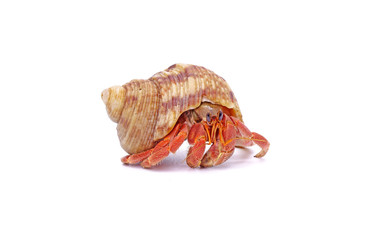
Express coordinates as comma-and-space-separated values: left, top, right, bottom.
1, 0, 370, 239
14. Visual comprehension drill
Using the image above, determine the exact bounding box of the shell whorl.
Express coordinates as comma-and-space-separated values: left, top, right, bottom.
102, 64, 242, 154
117, 79, 160, 154
151, 64, 242, 140
101, 86, 126, 123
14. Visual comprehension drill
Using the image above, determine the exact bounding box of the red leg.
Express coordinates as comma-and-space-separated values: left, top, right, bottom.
141, 124, 188, 168
169, 124, 188, 153
201, 115, 237, 167
121, 149, 151, 165
186, 123, 207, 168
231, 116, 270, 158
251, 132, 270, 158
121, 122, 188, 168
140, 146, 170, 168
230, 116, 253, 147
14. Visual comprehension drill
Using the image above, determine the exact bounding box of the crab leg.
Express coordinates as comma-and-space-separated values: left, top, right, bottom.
230, 116, 270, 158
169, 124, 188, 153
250, 132, 270, 158
121, 149, 152, 165
121, 123, 188, 167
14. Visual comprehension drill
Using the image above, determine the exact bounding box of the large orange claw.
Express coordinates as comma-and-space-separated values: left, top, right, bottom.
200, 115, 237, 167
186, 123, 207, 168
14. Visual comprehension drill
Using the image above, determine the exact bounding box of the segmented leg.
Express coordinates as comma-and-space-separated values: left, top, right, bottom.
231, 116, 270, 158
169, 124, 188, 153
121, 149, 152, 165
121, 123, 188, 168
186, 123, 207, 168
200, 115, 237, 167
251, 132, 270, 158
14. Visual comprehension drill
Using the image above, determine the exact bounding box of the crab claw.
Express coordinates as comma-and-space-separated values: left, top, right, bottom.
200, 115, 237, 167
186, 123, 207, 168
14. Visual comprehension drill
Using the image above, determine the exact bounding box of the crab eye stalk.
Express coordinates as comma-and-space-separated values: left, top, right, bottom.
206, 113, 211, 123
218, 111, 223, 121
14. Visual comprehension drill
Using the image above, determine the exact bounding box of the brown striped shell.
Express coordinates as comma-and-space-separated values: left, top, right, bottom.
101, 64, 243, 154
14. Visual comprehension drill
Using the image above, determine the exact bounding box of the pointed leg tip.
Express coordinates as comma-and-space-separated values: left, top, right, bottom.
254, 151, 267, 158
200, 162, 213, 168
140, 161, 152, 168
186, 157, 202, 168
187, 164, 199, 168
121, 156, 129, 164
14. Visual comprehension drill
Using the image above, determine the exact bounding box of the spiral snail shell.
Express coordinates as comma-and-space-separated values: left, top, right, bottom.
101, 63, 243, 155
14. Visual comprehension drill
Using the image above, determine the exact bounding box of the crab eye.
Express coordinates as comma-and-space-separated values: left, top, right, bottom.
218, 111, 223, 121
206, 113, 211, 122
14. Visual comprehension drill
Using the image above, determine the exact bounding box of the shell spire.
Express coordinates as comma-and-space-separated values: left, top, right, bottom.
101, 85, 126, 123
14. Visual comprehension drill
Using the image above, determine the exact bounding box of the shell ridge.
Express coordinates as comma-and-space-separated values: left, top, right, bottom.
117, 81, 139, 152
149, 78, 163, 141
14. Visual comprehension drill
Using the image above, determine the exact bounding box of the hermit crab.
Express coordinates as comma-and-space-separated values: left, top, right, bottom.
101, 64, 269, 168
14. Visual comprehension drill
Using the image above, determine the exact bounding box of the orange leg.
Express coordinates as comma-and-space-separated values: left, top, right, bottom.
186, 123, 207, 168
121, 123, 188, 168
231, 116, 270, 158
200, 115, 237, 167
251, 132, 270, 158
169, 124, 188, 153
121, 149, 152, 165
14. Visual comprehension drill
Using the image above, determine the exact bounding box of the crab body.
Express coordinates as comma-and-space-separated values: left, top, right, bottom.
102, 64, 269, 168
